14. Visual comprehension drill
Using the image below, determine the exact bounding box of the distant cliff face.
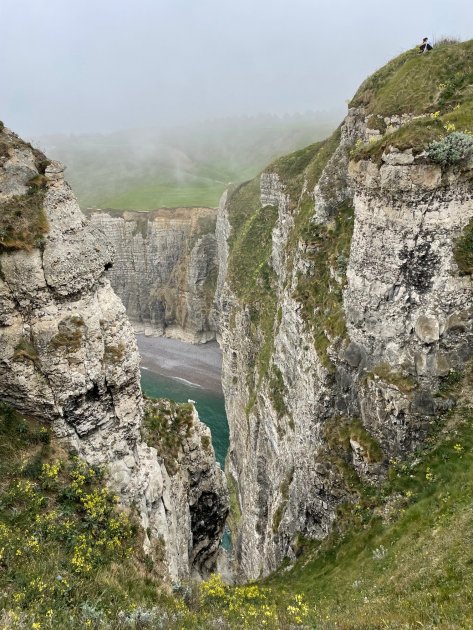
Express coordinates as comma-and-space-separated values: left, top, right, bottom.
0, 125, 228, 580
88, 208, 218, 343
216, 42, 473, 579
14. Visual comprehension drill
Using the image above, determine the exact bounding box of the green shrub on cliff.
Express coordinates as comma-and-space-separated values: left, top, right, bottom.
427, 131, 473, 164
143, 400, 194, 475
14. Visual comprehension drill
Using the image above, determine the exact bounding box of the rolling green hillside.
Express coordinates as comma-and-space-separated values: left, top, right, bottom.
36, 113, 339, 210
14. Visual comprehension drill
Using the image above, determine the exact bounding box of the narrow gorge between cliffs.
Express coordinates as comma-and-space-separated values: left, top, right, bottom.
2, 37, 473, 627
136, 335, 231, 550
136, 335, 229, 470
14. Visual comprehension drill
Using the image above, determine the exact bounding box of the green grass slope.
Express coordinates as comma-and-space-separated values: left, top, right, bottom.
264, 365, 473, 629
37, 113, 339, 210
0, 402, 312, 629
351, 39, 473, 116
0, 404, 175, 629
352, 38, 473, 161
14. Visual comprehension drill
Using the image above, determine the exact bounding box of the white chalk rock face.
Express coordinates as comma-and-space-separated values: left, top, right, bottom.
0, 125, 228, 580
88, 208, 219, 343
216, 106, 473, 581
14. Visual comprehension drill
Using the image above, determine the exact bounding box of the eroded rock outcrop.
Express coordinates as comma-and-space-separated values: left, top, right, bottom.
217, 97, 473, 579
88, 208, 218, 343
0, 124, 228, 580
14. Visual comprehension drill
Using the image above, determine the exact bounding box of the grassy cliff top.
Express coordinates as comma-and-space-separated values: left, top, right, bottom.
350, 38, 473, 117
352, 39, 473, 162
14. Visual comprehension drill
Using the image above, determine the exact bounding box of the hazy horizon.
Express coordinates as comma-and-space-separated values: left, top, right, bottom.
2, 0, 472, 139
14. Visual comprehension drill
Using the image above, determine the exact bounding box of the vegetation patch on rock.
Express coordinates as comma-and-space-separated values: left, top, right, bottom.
268, 365, 290, 419
226, 178, 279, 387
143, 400, 194, 475
324, 415, 385, 465
0, 190, 48, 252
50, 316, 85, 353
225, 472, 242, 540
272, 467, 294, 533
427, 130, 473, 165
294, 203, 354, 369
365, 362, 417, 394
13, 337, 39, 363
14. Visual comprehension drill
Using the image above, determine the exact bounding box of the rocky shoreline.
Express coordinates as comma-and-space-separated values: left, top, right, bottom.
137, 334, 223, 394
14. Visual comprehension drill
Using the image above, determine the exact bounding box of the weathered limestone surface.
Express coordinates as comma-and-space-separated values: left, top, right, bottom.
346, 152, 473, 454
216, 109, 473, 579
0, 125, 228, 580
88, 208, 218, 343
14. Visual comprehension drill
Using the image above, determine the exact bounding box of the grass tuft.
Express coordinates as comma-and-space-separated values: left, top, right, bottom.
324, 415, 385, 465
0, 190, 48, 252
365, 362, 417, 394
272, 468, 294, 533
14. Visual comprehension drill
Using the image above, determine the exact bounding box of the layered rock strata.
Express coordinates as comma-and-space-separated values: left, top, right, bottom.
88, 208, 218, 343
216, 107, 473, 579
0, 125, 228, 580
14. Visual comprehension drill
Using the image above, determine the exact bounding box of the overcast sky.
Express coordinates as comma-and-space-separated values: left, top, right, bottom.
1, 0, 472, 137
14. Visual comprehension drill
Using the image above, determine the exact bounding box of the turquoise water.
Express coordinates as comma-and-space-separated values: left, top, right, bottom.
141, 367, 231, 550
140, 368, 229, 469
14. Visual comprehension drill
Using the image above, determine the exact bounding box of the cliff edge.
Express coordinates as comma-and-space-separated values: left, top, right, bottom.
217, 39, 473, 579
0, 123, 228, 580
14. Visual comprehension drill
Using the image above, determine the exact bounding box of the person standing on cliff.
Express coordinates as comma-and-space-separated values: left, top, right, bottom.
419, 37, 433, 53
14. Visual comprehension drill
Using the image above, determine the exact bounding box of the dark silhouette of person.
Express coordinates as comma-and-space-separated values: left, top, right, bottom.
419, 37, 433, 53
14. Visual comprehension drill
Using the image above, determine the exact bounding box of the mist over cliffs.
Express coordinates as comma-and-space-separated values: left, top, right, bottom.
1, 38, 473, 627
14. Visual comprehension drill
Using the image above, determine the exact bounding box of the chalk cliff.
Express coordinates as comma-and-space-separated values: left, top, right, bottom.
88, 208, 218, 343
216, 44, 473, 579
0, 124, 228, 580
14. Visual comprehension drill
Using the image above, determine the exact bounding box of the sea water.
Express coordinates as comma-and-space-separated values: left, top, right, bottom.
140, 366, 231, 550
140, 368, 229, 468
